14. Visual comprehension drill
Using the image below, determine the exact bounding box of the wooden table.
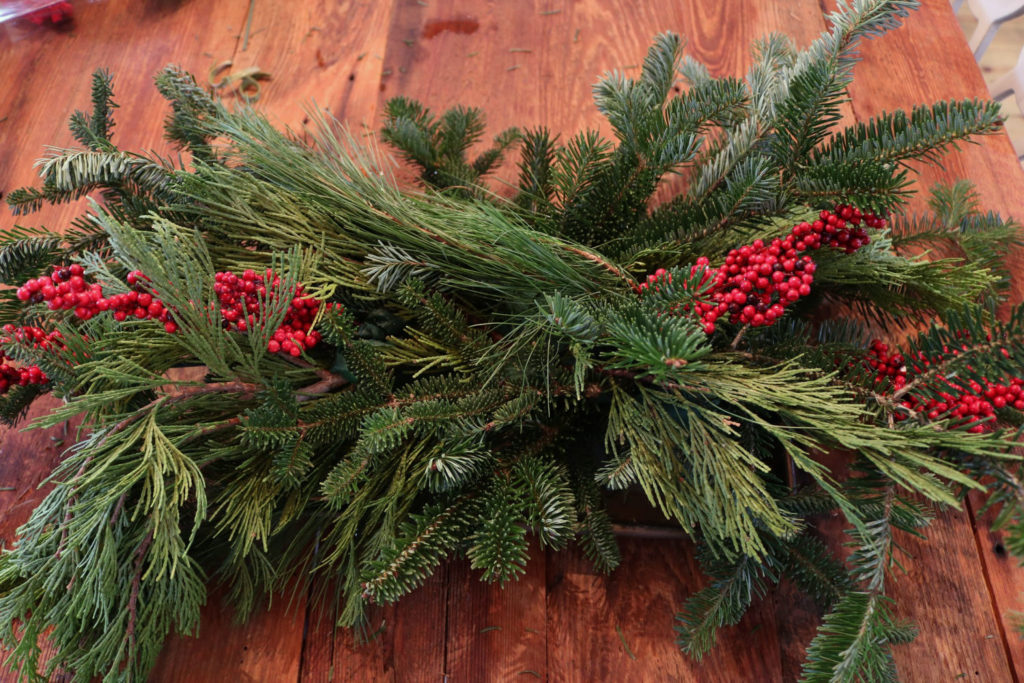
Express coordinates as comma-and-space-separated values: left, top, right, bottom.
1, 1, 1023, 680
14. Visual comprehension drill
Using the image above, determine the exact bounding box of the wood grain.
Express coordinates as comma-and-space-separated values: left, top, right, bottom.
967, 490, 1024, 680
773, 575, 825, 682
445, 543, 547, 681
888, 505, 1014, 680
226, 0, 397, 132
300, 568, 447, 682
546, 536, 782, 682
0, 0, 241, 234
152, 585, 307, 683
777, 504, 1018, 682
378, 0, 829, 189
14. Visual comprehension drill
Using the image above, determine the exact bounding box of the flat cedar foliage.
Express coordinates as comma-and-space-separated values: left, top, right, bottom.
1, 1, 1023, 680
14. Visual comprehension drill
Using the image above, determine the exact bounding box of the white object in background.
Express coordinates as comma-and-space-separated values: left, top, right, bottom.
958, 0, 1024, 60
989, 46, 1024, 158
991, 46, 1024, 109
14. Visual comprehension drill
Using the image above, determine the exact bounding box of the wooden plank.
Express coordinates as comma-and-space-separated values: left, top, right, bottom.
152, 586, 306, 683
298, 588, 337, 683
785, 452, 1015, 683
0, 395, 67, 550
444, 543, 547, 680
967, 491, 1024, 679
773, 576, 825, 682
356, 567, 448, 682
226, 0, 397, 132
775, 489, 1017, 682
775, 504, 1017, 682
547, 536, 782, 681
379, 0, 828, 127
887, 504, 1014, 679
299, 569, 448, 682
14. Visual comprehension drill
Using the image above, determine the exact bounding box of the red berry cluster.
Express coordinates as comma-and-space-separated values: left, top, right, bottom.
702, 241, 816, 333
16, 264, 338, 358
639, 205, 886, 334
637, 267, 674, 293
866, 340, 908, 390
0, 325, 64, 352
117, 271, 177, 333
214, 269, 337, 357
16, 265, 177, 333
895, 377, 1024, 433
812, 205, 886, 254
868, 339, 1023, 433
0, 326, 63, 394
0, 353, 47, 395
4, 263, 341, 394
18, 264, 96, 313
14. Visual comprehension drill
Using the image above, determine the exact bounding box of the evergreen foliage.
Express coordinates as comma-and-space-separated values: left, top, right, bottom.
0, 2, 1021, 681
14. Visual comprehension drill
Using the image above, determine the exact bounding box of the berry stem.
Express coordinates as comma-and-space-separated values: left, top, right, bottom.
730, 324, 750, 350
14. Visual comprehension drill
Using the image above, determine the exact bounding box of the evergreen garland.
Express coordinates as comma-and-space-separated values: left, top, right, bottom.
0, 1, 1021, 680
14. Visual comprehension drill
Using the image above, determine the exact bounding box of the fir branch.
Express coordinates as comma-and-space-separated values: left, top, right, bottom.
676, 551, 778, 658
514, 127, 559, 214
466, 476, 529, 583
0, 225, 63, 285
811, 99, 1004, 168
575, 476, 620, 572
70, 69, 118, 151
154, 65, 219, 156
361, 495, 475, 603
800, 592, 915, 683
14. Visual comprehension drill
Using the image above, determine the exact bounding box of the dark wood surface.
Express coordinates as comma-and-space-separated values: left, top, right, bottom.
1, 0, 1023, 680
